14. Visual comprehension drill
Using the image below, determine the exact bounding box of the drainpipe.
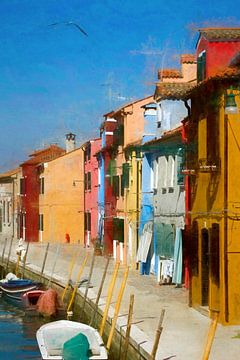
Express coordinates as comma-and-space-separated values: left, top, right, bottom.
224, 114, 229, 323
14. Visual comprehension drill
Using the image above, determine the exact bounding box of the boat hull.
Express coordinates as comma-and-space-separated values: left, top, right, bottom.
0, 280, 42, 305
36, 320, 108, 359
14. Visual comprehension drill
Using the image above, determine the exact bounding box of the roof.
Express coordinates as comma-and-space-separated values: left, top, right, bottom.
29, 144, 63, 157
185, 66, 240, 98
197, 28, 240, 47
21, 145, 65, 166
0, 167, 21, 181
104, 95, 153, 118
154, 82, 195, 100
158, 69, 182, 80
146, 125, 182, 145
180, 54, 196, 63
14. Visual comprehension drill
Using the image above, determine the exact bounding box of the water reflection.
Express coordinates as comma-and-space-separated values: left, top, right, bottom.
0, 297, 47, 359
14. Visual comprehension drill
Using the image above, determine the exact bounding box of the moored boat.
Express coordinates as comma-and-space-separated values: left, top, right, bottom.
0, 279, 42, 304
36, 320, 108, 359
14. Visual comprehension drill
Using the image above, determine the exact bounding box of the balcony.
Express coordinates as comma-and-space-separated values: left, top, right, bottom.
198, 158, 220, 173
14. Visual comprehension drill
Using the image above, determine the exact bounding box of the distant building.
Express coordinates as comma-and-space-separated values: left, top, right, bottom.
0, 167, 22, 240
19, 145, 64, 242
38, 134, 84, 244
83, 138, 101, 247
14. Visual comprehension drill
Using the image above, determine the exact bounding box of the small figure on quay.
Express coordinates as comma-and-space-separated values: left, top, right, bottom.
65, 233, 70, 243
16, 238, 26, 262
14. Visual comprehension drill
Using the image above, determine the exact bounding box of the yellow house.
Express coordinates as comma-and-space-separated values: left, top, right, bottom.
39, 135, 84, 244
186, 66, 240, 324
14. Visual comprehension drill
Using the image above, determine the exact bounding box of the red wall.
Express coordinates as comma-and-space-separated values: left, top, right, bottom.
197, 37, 240, 77
21, 165, 39, 242
84, 139, 101, 244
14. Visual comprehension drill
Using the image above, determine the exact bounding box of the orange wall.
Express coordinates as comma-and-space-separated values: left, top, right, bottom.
39, 148, 84, 244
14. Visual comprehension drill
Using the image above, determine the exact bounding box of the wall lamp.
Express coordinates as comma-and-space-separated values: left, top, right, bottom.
72, 179, 83, 186
225, 87, 239, 115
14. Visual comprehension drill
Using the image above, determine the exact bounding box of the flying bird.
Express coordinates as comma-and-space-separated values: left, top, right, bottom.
48, 21, 88, 37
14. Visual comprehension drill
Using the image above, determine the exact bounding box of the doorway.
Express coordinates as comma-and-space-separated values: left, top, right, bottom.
201, 228, 209, 306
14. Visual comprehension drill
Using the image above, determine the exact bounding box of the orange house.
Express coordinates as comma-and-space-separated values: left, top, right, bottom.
39, 134, 84, 244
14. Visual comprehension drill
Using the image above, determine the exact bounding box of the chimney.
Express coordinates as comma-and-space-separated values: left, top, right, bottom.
65, 133, 76, 153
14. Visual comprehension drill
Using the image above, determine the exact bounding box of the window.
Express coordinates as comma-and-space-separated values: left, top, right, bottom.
197, 50, 206, 82
84, 212, 91, 232
113, 217, 124, 242
113, 124, 124, 146
7, 201, 10, 223
84, 143, 91, 162
112, 175, 120, 197
87, 172, 91, 191
20, 177, 26, 195
210, 223, 220, 286
3, 201, 5, 223
38, 214, 44, 231
122, 163, 130, 189
39, 177, 44, 194
84, 172, 91, 191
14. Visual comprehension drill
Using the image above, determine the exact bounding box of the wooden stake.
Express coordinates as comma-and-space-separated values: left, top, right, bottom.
90, 256, 110, 327
121, 293, 134, 360
99, 261, 120, 336
1, 238, 7, 265
39, 242, 49, 283
1, 238, 7, 277
47, 243, 61, 288
6, 236, 14, 273
150, 309, 165, 360
67, 253, 89, 316
79, 250, 95, 321
61, 248, 81, 302
106, 266, 129, 351
202, 312, 219, 360
15, 253, 21, 277
21, 241, 30, 279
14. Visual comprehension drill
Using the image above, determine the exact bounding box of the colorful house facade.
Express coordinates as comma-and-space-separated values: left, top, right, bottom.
19, 145, 64, 242
39, 134, 84, 244
83, 138, 101, 247
186, 28, 240, 324
0, 167, 22, 240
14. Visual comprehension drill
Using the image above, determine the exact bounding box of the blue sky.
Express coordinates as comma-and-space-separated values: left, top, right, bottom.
0, 0, 240, 170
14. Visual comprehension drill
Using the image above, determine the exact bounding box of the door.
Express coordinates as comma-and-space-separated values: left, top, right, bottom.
201, 228, 209, 306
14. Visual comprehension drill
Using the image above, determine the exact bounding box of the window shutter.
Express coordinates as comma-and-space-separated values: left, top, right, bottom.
113, 218, 124, 243
84, 173, 88, 191
210, 223, 220, 286
112, 175, 120, 197
87, 212, 91, 232
177, 155, 184, 185
122, 163, 130, 188
120, 175, 124, 196
88, 172, 91, 191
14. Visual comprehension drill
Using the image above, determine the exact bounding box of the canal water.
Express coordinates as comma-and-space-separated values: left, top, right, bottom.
0, 296, 47, 359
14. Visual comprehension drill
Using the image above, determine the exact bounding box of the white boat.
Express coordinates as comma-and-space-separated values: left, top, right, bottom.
36, 320, 108, 360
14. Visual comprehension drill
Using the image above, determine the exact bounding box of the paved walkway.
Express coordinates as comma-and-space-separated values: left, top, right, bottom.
1, 238, 240, 360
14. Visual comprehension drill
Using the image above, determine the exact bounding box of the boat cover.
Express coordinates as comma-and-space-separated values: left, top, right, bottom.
63, 333, 90, 360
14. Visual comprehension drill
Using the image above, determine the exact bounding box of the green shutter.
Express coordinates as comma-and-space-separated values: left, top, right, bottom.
122, 163, 130, 188
112, 175, 120, 197
113, 218, 124, 243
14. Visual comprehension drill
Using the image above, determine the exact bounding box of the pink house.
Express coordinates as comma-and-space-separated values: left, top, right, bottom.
84, 138, 101, 246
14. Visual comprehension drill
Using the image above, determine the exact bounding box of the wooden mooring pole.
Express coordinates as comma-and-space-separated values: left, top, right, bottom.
89, 256, 110, 327
121, 293, 134, 360
1, 238, 7, 277
150, 309, 165, 360
39, 242, 49, 283
201, 312, 219, 360
21, 241, 30, 279
107, 266, 129, 351
79, 250, 95, 321
67, 253, 89, 318
99, 261, 120, 336
61, 248, 80, 302
6, 236, 14, 273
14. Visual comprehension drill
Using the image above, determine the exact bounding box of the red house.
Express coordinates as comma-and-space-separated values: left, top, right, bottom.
83, 138, 101, 247
97, 114, 118, 255
196, 28, 240, 81
19, 145, 64, 242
